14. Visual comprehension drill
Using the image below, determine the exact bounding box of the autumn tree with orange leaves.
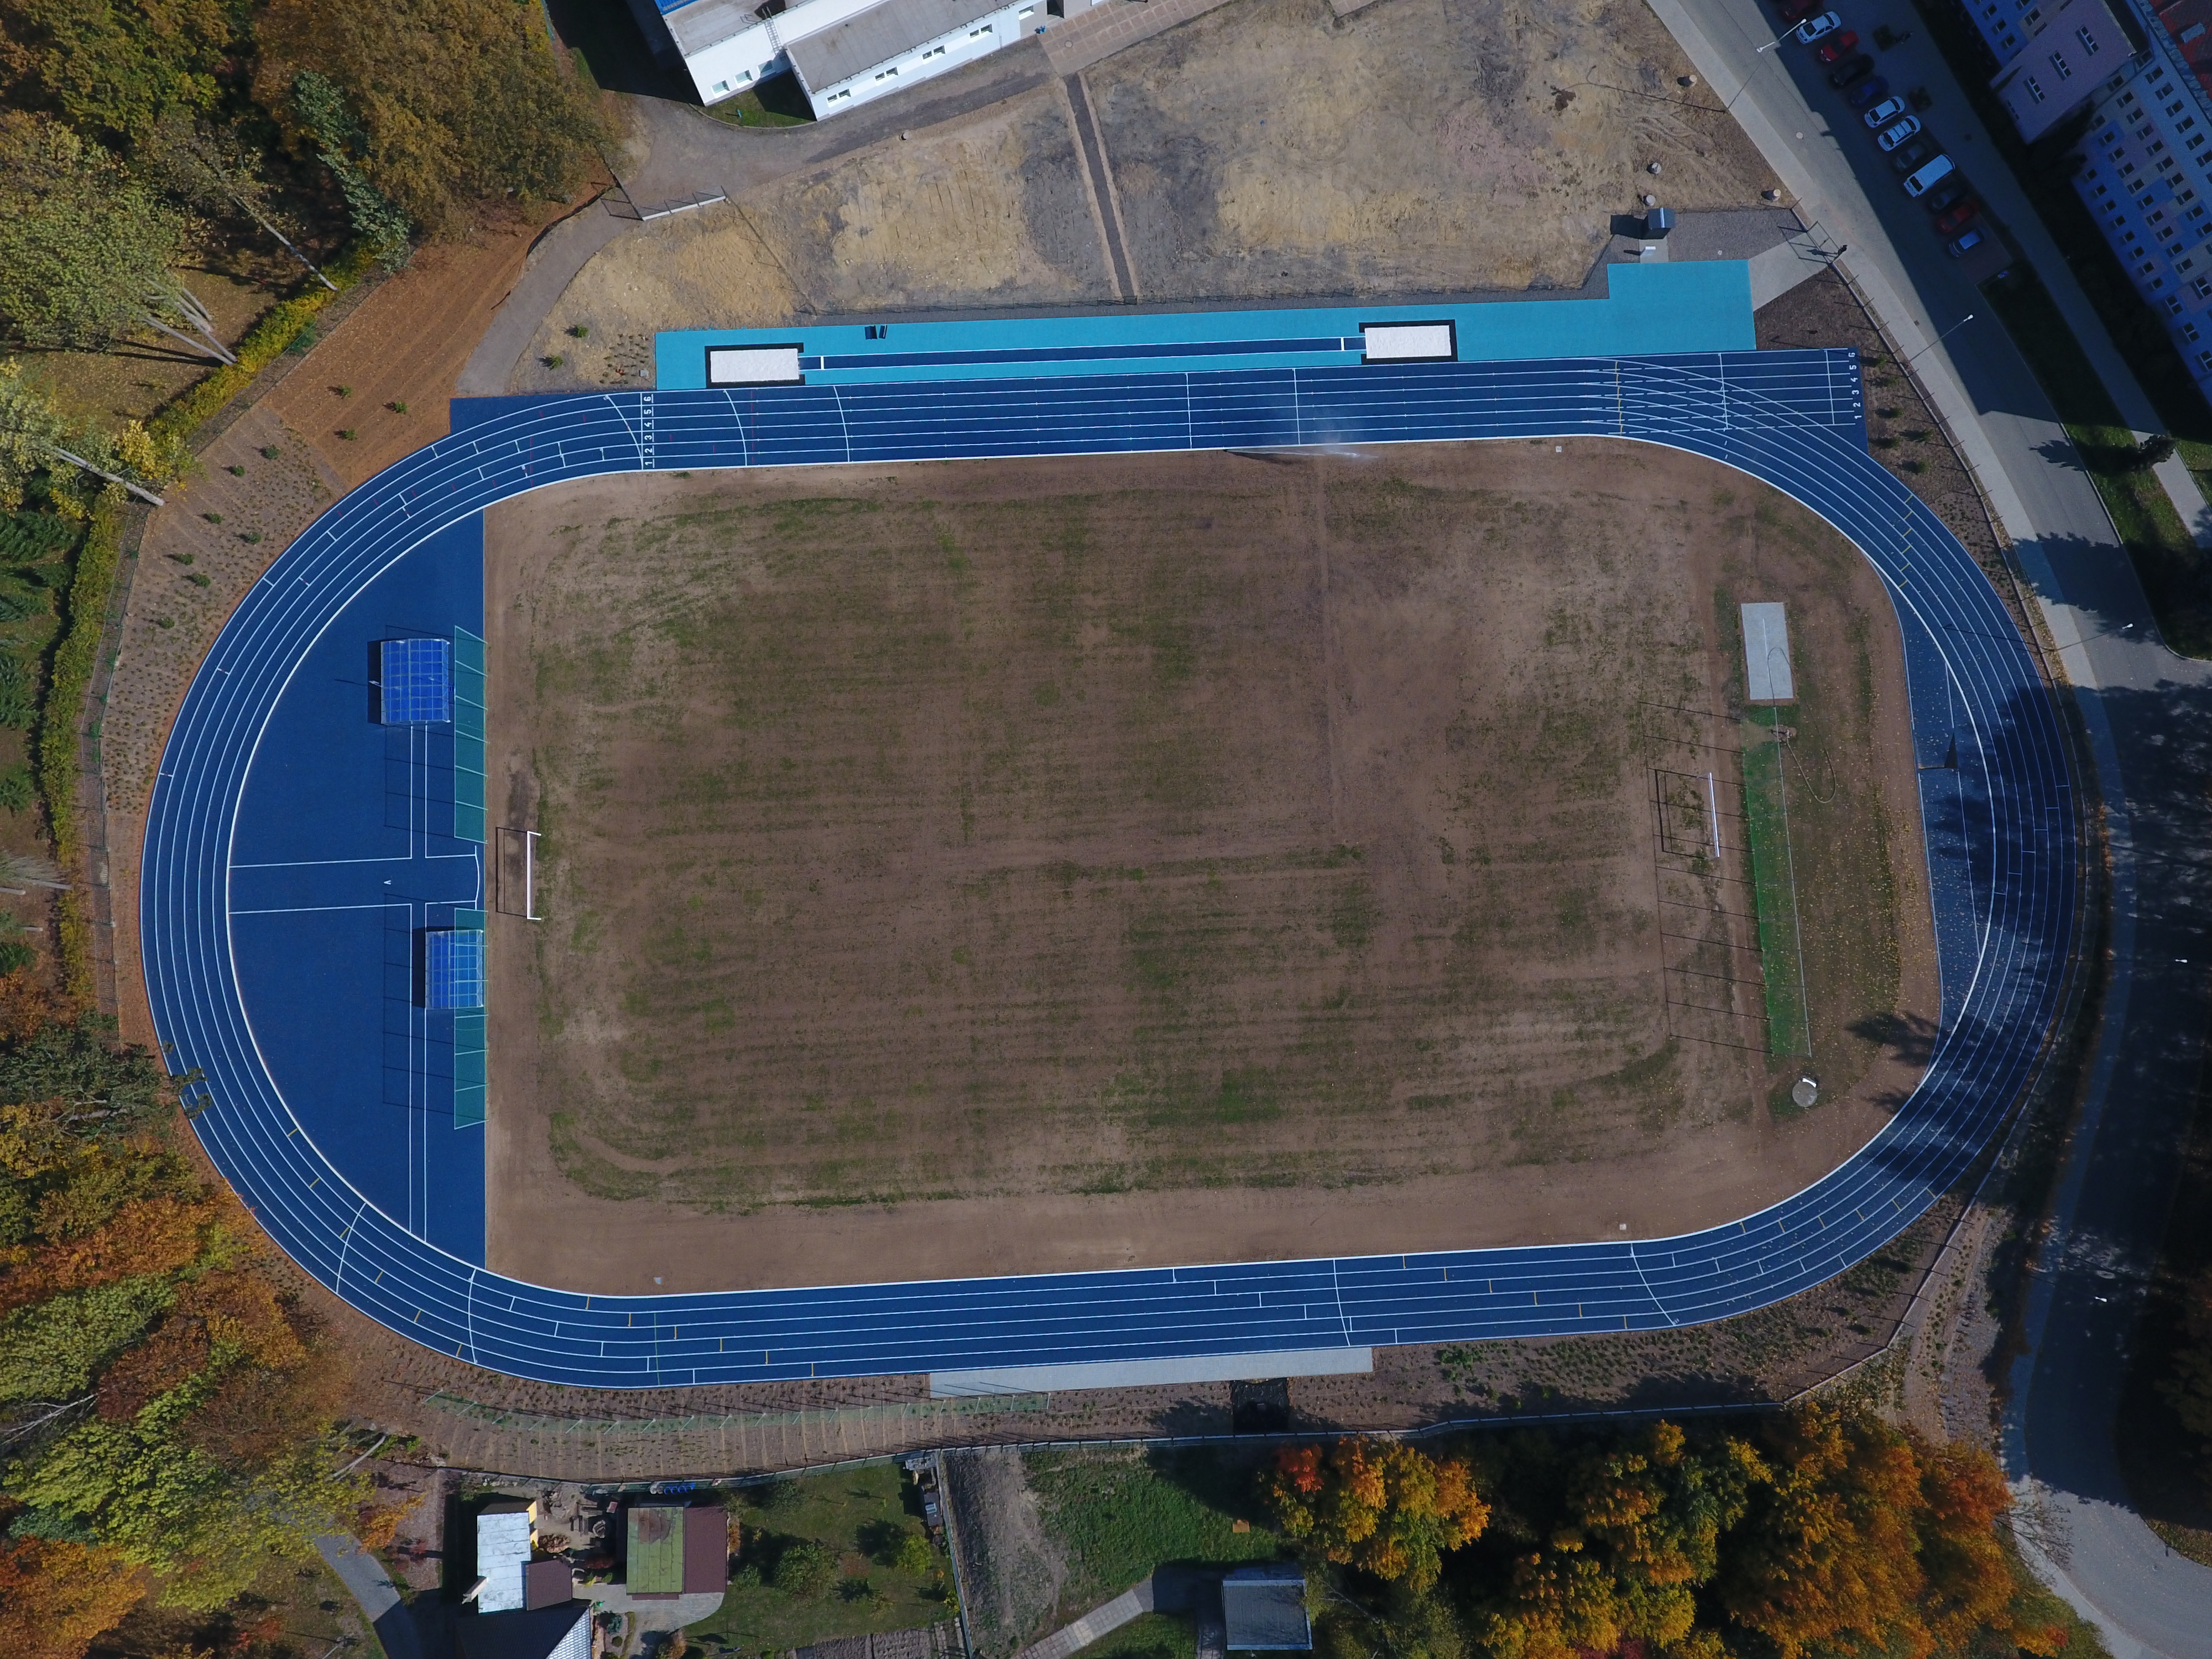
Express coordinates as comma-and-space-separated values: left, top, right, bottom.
1268, 1408, 2070, 1659
0, 992, 369, 1656
1266, 1440, 1490, 1590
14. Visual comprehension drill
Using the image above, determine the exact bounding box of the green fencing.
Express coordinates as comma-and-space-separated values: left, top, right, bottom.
453, 906, 487, 1128
453, 627, 487, 845
1740, 710, 1811, 1057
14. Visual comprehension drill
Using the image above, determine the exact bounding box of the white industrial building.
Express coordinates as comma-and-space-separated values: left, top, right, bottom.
632, 0, 1109, 117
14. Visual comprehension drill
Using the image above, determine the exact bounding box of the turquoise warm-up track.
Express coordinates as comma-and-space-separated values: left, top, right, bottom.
143, 294, 2072, 1387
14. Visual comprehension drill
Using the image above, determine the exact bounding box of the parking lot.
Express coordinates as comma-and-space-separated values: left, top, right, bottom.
1769, 0, 2017, 284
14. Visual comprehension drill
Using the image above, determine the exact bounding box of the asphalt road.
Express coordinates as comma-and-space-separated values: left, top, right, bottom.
316, 1533, 426, 1659
1657, 0, 2212, 1650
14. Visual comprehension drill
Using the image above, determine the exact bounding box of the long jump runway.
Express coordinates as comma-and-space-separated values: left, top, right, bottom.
141, 347, 2074, 1387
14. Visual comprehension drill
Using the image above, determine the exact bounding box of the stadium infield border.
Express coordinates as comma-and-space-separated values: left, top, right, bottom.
141, 347, 2075, 1387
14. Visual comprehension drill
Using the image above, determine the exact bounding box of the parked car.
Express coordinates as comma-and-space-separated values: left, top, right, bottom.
1888, 134, 1938, 171
1933, 199, 1980, 234
1902, 154, 1958, 197
1876, 114, 1923, 150
1817, 28, 1860, 61
1947, 228, 1987, 257
1829, 53, 1877, 87
1846, 75, 1892, 108
1918, 178, 1969, 213
1861, 95, 1908, 127
1780, 0, 1825, 21
1793, 9, 1843, 41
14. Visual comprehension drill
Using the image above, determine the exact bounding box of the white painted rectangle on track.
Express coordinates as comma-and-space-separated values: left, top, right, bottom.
1741, 601, 1794, 702
706, 345, 804, 385
1361, 322, 1457, 362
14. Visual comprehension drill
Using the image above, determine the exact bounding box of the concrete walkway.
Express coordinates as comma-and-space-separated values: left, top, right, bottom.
1018, 1576, 1156, 1659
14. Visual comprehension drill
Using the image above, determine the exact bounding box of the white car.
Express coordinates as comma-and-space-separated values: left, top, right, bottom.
1793, 10, 1843, 41
1876, 115, 1923, 152
1861, 96, 1908, 128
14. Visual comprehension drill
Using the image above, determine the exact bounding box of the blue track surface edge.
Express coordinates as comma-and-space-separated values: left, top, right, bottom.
143, 347, 2073, 1387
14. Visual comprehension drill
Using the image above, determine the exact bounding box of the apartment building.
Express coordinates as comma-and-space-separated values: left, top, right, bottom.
1975, 0, 2212, 395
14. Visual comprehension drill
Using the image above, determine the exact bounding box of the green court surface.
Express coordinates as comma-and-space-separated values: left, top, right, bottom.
1740, 708, 1811, 1058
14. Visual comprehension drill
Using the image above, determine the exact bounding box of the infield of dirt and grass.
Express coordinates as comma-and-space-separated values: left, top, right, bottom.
481, 437, 1937, 1293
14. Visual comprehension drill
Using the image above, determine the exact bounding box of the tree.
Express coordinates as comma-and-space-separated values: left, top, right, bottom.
1462, 1422, 1761, 1659
0, 1535, 143, 1658
283, 71, 408, 267
0, 0, 242, 149
1267, 1441, 1490, 1590
253, 0, 604, 241
0, 1016, 367, 1623
0, 113, 232, 363
0, 362, 173, 514
140, 110, 335, 290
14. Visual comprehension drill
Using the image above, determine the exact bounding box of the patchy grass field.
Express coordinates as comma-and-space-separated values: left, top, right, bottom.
685, 1464, 954, 1651
482, 441, 1936, 1292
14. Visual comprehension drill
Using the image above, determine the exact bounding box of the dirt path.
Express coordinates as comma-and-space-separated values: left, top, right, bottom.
482, 439, 1934, 1293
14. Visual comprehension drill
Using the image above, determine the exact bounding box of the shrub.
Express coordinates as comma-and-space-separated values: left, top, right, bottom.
770, 1540, 837, 1599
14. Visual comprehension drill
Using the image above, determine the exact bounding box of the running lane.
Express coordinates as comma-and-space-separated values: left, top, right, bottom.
141, 348, 2073, 1387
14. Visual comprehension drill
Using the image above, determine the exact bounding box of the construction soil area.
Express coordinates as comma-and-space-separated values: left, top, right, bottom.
513, 0, 1778, 387
481, 438, 1937, 1293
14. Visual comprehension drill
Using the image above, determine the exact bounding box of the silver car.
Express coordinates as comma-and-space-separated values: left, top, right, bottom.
1861, 96, 1907, 128
1876, 114, 1923, 152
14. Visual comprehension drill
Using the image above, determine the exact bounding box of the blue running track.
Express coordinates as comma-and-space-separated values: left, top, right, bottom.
142, 346, 2073, 1387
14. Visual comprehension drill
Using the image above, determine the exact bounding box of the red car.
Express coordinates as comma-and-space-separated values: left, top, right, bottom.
1780, 0, 1823, 19
1816, 29, 1861, 62
1933, 199, 1980, 236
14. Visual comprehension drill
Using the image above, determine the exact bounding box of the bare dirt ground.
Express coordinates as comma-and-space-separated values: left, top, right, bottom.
1088, 0, 1777, 298
510, 0, 1778, 387
481, 439, 1934, 1293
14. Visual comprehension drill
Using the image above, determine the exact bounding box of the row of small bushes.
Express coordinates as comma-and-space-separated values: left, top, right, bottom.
146, 242, 382, 452
38, 487, 125, 1006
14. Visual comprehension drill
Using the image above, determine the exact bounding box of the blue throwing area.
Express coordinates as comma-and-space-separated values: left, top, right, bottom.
142, 295, 2069, 1387
653, 264, 1756, 390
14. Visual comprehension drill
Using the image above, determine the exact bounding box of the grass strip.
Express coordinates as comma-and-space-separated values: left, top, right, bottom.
1740, 709, 1810, 1058
39, 486, 124, 1008
1981, 264, 2212, 654
146, 242, 382, 451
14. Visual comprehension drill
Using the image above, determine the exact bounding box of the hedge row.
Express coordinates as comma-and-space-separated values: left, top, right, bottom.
40, 486, 124, 1007
147, 243, 382, 451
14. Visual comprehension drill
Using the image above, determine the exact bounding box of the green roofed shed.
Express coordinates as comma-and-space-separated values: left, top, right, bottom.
627, 1505, 686, 1595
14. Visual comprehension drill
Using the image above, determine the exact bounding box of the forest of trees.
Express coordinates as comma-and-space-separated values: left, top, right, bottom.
0, 976, 378, 1658
0, 0, 605, 507
1264, 1421, 2093, 1659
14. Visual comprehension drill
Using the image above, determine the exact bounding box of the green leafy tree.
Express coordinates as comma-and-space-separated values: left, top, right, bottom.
0, 362, 171, 515
0, 0, 243, 148
771, 1538, 838, 1599
0, 113, 232, 366
283, 71, 409, 267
